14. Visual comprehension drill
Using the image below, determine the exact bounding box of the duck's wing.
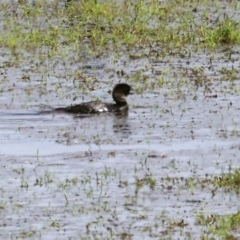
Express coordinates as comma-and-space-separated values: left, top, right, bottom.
54, 102, 128, 114
55, 101, 109, 114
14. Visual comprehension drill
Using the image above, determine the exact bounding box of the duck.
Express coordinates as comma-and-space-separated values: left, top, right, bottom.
54, 83, 133, 114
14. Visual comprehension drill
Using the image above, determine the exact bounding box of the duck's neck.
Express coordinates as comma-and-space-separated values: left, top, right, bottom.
115, 101, 127, 106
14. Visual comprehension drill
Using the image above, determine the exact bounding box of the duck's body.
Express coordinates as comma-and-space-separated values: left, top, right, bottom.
54, 83, 132, 114
55, 101, 128, 114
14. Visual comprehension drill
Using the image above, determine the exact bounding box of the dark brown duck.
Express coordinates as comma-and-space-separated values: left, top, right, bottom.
54, 83, 133, 114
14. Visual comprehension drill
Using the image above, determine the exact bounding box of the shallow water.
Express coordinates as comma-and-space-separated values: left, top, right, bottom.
1, 0, 240, 238
1, 59, 240, 239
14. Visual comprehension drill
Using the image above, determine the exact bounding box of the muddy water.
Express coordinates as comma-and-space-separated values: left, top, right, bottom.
1, 47, 240, 239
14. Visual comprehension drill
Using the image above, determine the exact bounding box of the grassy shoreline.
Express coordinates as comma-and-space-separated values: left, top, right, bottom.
0, 0, 240, 57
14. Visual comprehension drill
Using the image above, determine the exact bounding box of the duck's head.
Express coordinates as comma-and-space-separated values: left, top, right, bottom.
112, 83, 133, 104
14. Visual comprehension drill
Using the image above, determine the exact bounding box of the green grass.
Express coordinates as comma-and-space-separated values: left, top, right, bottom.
197, 211, 240, 239
1, 0, 240, 58
214, 168, 240, 193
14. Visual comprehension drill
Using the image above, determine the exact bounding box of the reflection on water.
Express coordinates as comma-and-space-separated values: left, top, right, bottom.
0, 109, 135, 155
112, 112, 132, 139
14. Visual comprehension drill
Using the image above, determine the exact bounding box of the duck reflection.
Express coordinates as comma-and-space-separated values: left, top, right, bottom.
112, 112, 132, 139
